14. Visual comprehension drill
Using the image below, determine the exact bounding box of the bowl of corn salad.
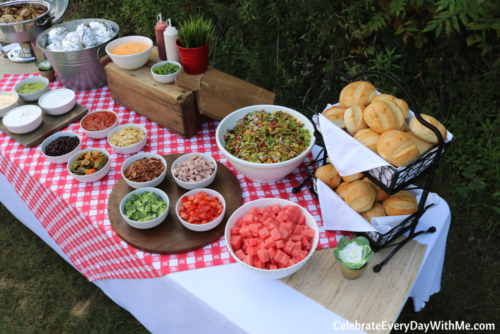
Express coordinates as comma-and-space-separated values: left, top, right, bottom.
216, 105, 315, 183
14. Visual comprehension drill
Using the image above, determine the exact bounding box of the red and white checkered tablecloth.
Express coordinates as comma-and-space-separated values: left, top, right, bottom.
0, 74, 351, 282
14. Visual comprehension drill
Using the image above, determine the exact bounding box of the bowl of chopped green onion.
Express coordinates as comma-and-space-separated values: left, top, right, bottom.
216, 105, 316, 183
151, 61, 182, 83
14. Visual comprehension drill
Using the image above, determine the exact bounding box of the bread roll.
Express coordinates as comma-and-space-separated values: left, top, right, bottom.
360, 202, 386, 223
342, 173, 363, 183
323, 106, 347, 129
344, 106, 368, 135
409, 114, 447, 144
364, 101, 403, 133
383, 191, 418, 216
315, 164, 341, 189
373, 94, 410, 118
377, 130, 420, 167
339, 81, 377, 107
362, 177, 390, 201
335, 182, 351, 201
400, 120, 410, 132
407, 131, 433, 155
345, 180, 376, 213
353, 129, 381, 153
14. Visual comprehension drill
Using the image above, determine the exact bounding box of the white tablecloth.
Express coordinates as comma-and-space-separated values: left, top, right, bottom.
0, 168, 450, 333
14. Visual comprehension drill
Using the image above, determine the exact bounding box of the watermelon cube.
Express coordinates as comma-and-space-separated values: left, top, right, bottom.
257, 249, 270, 263
283, 205, 290, 211
268, 247, 277, 260
278, 263, 286, 269
239, 225, 252, 237
254, 259, 265, 269
268, 222, 279, 231
302, 224, 310, 231
285, 205, 301, 223
283, 240, 295, 254
248, 238, 258, 247
297, 252, 307, 261
235, 249, 245, 260
274, 249, 285, 262
269, 228, 282, 241
271, 259, 278, 265
258, 241, 266, 250
281, 222, 294, 231
278, 227, 290, 240
243, 214, 254, 223
230, 228, 241, 235
279, 254, 290, 266
297, 215, 306, 225
258, 227, 270, 239
287, 258, 298, 267
264, 237, 276, 249
248, 247, 259, 256
301, 238, 310, 250
230, 235, 243, 250
272, 204, 281, 214
269, 264, 278, 270
275, 239, 285, 249
242, 244, 248, 253
236, 219, 244, 227
290, 249, 300, 258
301, 229, 315, 239
248, 207, 260, 216
291, 235, 301, 242
293, 224, 303, 236
276, 211, 289, 224
243, 255, 254, 266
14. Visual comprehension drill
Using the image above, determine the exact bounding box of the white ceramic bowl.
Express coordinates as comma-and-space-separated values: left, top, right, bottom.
107, 123, 148, 154
39, 89, 76, 116
176, 188, 226, 232
80, 110, 119, 139
14, 77, 50, 102
120, 187, 169, 229
171, 152, 217, 190
121, 153, 167, 189
2, 105, 42, 134
224, 198, 319, 279
216, 105, 316, 183
0, 91, 19, 117
105, 36, 153, 70
67, 147, 111, 183
151, 61, 182, 84
41, 132, 83, 164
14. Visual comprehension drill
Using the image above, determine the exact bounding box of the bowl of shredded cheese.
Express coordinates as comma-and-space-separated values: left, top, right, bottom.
105, 36, 153, 70
0, 91, 19, 118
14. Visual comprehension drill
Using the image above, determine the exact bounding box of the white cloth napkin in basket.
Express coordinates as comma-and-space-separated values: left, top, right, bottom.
317, 179, 439, 234
313, 96, 454, 178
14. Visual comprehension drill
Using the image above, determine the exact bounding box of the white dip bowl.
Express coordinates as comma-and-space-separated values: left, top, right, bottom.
2, 105, 43, 134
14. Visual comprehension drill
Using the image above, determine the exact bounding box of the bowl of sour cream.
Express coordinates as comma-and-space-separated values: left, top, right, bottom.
2, 105, 43, 134
39, 89, 76, 116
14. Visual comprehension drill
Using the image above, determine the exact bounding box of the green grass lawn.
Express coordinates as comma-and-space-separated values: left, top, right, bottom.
1, 167, 499, 333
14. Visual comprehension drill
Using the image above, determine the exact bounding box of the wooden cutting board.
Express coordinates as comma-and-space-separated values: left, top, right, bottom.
175, 67, 275, 120
107, 153, 242, 255
0, 99, 88, 147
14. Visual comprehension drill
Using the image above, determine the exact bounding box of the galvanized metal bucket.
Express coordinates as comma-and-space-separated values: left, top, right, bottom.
36, 18, 119, 91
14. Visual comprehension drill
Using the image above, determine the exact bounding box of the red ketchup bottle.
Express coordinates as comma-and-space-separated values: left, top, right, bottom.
155, 14, 168, 60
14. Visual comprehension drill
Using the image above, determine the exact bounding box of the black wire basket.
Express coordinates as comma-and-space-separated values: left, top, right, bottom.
303, 153, 434, 251
307, 71, 454, 195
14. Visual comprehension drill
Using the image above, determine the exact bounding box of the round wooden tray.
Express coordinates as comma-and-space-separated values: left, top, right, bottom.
107, 153, 242, 254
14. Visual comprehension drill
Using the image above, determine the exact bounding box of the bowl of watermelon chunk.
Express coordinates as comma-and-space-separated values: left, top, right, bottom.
176, 188, 226, 232
225, 198, 319, 279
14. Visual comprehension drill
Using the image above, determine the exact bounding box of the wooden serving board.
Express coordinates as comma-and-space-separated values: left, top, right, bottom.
175, 67, 275, 120
0, 99, 88, 147
107, 153, 242, 255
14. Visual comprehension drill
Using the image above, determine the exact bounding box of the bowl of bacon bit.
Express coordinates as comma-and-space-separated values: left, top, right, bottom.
121, 153, 167, 189
176, 189, 226, 232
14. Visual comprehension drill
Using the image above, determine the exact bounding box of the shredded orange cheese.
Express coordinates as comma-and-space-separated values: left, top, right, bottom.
111, 42, 149, 55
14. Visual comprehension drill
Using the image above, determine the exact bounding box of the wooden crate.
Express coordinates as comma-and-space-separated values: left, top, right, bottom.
104, 47, 203, 138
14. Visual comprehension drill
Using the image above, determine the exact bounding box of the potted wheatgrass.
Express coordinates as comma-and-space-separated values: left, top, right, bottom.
334, 236, 374, 280
175, 15, 215, 75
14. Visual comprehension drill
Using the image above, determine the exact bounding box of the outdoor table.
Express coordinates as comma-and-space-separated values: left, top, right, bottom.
0, 58, 451, 334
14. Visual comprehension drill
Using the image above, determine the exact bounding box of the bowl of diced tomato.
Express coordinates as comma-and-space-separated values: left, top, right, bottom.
224, 198, 319, 279
176, 189, 226, 232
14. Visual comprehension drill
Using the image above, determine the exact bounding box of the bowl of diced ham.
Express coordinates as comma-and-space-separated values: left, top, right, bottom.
171, 153, 217, 190
176, 188, 226, 232
225, 198, 319, 279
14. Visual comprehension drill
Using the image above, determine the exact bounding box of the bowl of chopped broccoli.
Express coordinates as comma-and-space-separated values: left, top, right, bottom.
120, 187, 169, 229
151, 61, 182, 84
